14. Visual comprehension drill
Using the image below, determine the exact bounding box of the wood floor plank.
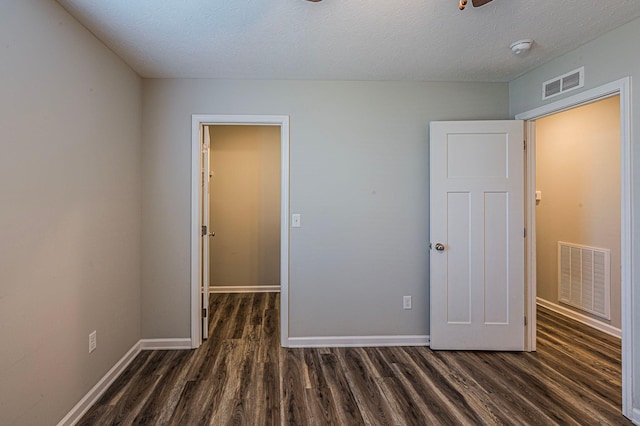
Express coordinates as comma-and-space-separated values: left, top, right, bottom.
110, 366, 163, 424
537, 316, 621, 365
75, 404, 117, 426
377, 375, 430, 426
96, 350, 152, 406
166, 380, 211, 426
537, 306, 621, 349
250, 291, 269, 327
227, 337, 261, 425
492, 351, 623, 425
77, 293, 631, 425
384, 347, 482, 426
302, 349, 339, 425
280, 348, 310, 425
444, 350, 573, 426
319, 352, 366, 425
231, 293, 254, 339
535, 332, 622, 402
335, 347, 396, 425
132, 350, 194, 425
263, 360, 281, 425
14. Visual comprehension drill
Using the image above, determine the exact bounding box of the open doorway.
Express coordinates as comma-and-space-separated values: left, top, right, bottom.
207, 125, 282, 294
534, 95, 622, 334
534, 95, 623, 407
191, 115, 290, 349
517, 78, 633, 418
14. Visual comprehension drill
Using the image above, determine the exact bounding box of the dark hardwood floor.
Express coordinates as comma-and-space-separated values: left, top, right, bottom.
78, 293, 630, 425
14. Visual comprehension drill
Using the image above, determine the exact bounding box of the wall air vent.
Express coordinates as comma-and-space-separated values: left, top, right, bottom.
542, 67, 584, 100
557, 241, 610, 320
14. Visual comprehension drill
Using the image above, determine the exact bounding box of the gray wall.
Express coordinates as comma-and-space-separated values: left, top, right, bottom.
535, 96, 621, 328
208, 125, 281, 288
510, 16, 640, 417
0, 1, 142, 424
141, 79, 509, 339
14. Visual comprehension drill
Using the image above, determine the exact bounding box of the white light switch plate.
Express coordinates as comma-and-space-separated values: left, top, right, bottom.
403, 296, 412, 310
292, 214, 301, 228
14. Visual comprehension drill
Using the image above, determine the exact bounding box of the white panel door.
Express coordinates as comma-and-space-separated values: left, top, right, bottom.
201, 126, 211, 341
430, 120, 525, 350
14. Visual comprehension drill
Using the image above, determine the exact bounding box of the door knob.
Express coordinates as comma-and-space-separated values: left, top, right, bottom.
434, 243, 445, 252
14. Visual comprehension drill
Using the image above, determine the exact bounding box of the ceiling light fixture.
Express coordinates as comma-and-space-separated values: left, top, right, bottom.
510, 39, 534, 56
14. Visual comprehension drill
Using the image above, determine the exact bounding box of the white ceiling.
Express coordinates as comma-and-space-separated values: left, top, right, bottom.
56, 0, 640, 82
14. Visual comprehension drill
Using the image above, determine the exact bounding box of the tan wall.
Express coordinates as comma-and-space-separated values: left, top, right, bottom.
535, 95, 621, 328
0, 1, 142, 424
208, 125, 281, 288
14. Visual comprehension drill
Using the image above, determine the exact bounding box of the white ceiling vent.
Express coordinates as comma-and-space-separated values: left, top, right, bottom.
542, 67, 584, 100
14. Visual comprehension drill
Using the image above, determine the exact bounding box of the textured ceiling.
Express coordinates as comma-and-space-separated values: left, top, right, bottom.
56, 0, 640, 82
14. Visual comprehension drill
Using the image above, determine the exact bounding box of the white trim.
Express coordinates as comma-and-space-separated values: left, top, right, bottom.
191, 114, 290, 350
191, 118, 202, 349
516, 79, 625, 120
525, 120, 537, 352
56, 342, 141, 426
209, 285, 280, 293
632, 408, 640, 425
536, 298, 621, 339
139, 338, 192, 350
618, 78, 634, 421
288, 335, 430, 348
516, 77, 633, 420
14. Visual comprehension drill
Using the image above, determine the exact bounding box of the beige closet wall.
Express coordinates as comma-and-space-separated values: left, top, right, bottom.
535, 96, 621, 328
208, 125, 281, 289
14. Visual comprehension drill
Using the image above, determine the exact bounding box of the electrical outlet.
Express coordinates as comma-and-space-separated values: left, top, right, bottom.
403, 296, 412, 310
89, 331, 97, 353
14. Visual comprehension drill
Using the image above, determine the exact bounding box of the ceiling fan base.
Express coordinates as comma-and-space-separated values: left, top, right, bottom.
471, 0, 493, 6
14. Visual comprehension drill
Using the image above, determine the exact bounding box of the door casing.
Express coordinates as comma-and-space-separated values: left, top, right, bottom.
191, 114, 290, 348
201, 125, 210, 340
516, 77, 633, 419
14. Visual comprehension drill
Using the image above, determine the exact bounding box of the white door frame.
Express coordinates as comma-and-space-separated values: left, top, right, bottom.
201, 125, 211, 340
190, 114, 290, 348
516, 77, 633, 419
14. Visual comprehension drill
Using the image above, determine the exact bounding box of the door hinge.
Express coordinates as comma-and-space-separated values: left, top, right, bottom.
524, 140, 527, 150
524, 228, 527, 238
202, 308, 208, 318
524, 315, 528, 326
202, 225, 207, 236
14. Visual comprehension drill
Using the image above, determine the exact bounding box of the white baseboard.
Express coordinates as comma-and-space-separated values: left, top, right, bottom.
57, 341, 141, 426
140, 338, 192, 350
287, 335, 430, 348
209, 285, 280, 293
632, 408, 640, 425
536, 297, 621, 339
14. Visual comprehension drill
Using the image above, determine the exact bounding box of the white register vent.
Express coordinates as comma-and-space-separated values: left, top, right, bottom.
542, 67, 584, 100
558, 241, 610, 320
